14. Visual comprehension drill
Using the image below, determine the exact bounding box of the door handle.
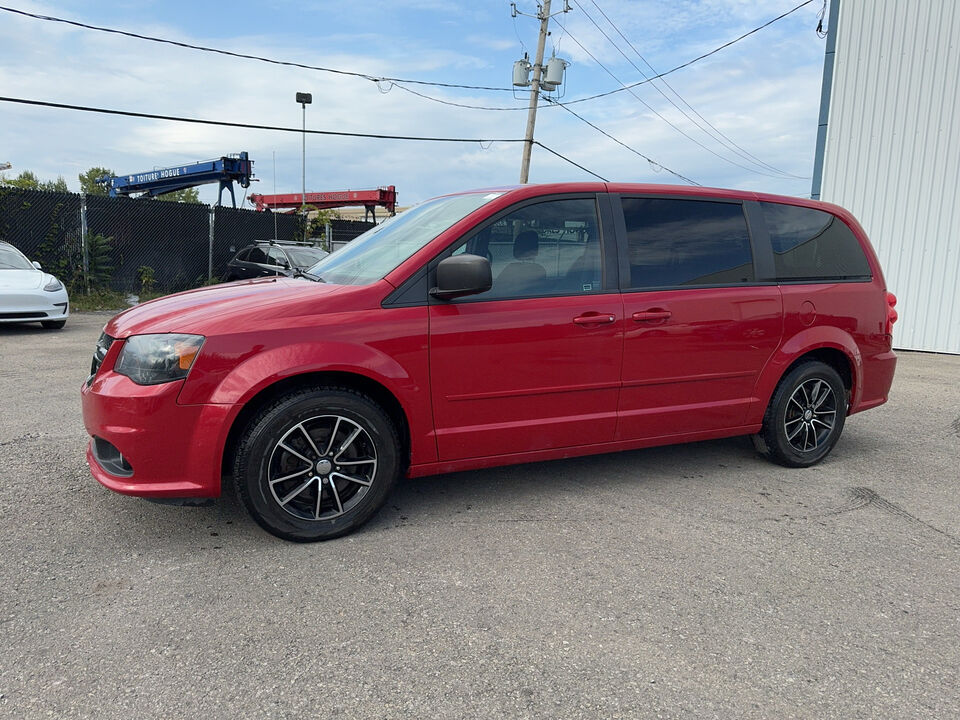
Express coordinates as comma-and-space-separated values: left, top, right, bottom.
632, 309, 672, 322
573, 313, 616, 326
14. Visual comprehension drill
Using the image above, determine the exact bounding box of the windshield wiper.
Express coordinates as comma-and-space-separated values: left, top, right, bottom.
288, 267, 325, 282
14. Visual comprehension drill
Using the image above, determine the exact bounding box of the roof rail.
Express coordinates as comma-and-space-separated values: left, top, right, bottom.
253, 239, 319, 247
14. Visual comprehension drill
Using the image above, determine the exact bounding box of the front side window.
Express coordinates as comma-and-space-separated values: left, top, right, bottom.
621, 198, 754, 288
308, 192, 502, 286
452, 197, 603, 300
760, 203, 871, 281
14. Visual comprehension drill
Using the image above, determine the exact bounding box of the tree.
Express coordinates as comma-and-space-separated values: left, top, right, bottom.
306, 208, 342, 238
46, 176, 69, 192
78, 166, 114, 196
2, 169, 40, 188
0, 170, 69, 192
157, 187, 201, 204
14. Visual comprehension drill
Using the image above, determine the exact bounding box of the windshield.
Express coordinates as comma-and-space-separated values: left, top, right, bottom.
287, 248, 328, 267
0, 245, 34, 270
306, 192, 501, 285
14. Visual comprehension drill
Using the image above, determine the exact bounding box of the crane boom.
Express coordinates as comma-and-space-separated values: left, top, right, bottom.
250, 186, 397, 221
99, 152, 254, 207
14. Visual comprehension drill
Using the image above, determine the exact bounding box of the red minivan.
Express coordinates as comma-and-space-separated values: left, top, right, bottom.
81, 183, 898, 541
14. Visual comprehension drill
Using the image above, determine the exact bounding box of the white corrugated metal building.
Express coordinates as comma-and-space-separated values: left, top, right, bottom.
812, 0, 960, 354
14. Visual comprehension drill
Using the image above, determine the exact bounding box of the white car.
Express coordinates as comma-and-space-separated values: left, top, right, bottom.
0, 241, 70, 329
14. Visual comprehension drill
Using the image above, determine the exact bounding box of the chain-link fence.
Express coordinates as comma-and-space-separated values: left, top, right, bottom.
0, 187, 84, 288
329, 219, 375, 251
84, 194, 210, 294
0, 188, 333, 294
0, 188, 378, 295
211, 205, 302, 281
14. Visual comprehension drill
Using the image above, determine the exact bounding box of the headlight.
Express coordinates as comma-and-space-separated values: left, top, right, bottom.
114, 334, 204, 385
43, 277, 63, 292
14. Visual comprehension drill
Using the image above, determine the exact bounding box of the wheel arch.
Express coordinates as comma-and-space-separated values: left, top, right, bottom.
751, 328, 863, 424
219, 370, 412, 482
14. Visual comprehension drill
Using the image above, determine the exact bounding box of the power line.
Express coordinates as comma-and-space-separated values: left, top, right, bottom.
561, 0, 816, 106
544, 98, 700, 185
0, 95, 524, 142
0, 1, 817, 119
0, 4, 516, 93
576, 0, 806, 179
357, 0, 816, 118
0, 95, 609, 180
553, 17, 792, 179
386, 82, 527, 111
535, 143, 608, 181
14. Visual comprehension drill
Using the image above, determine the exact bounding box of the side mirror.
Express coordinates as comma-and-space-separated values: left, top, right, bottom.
431, 254, 492, 300
32, 261, 42, 270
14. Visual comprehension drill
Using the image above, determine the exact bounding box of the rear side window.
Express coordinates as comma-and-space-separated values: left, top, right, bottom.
621, 198, 754, 288
760, 203, 871, 281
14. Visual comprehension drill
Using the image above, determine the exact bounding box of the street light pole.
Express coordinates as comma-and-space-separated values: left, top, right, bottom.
519, 0, 551, 184
296, 91, 312, 241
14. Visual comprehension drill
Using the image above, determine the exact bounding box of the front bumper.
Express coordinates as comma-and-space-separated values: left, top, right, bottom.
0, 288, 69, 323
81, 370, 232, 498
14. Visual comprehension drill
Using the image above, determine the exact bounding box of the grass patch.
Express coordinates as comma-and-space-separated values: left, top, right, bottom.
69, 289, 129, 312
70, 289, 179, 312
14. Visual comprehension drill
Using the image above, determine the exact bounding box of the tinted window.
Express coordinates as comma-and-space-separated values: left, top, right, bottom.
760, 203, 871, 281
621, 198, 753, 288
246, 247, 268, 264
452, 198, 602, 299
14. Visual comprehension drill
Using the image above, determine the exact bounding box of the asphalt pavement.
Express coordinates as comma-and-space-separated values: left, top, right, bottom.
1, 312, 958, 719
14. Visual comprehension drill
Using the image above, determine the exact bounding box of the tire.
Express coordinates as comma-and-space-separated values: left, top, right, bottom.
755, 361, 847, 468
233, 387, 401, 542
41, 319, 66, 330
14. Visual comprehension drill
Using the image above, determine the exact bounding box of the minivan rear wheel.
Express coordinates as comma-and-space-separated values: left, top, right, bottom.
233, 387, 401, 541
756, 361, 847, 468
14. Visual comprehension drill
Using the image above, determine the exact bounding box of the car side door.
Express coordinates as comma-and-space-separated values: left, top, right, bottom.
426, 195, 623, 462
614, 195, 783, 440
243, 246, 278, 276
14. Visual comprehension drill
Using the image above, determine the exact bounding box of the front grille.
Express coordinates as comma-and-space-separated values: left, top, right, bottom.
0, 311, 47, 319
89, 332, 115, 382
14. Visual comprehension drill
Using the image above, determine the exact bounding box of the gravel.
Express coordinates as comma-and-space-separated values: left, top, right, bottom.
1, 312, 958, 719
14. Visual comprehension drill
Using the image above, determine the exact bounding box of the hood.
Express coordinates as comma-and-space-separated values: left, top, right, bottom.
0, 268, 46, 290
105, 277, 369, 338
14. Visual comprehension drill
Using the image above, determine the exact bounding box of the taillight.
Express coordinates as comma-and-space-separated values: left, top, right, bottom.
885, 292, 898, 336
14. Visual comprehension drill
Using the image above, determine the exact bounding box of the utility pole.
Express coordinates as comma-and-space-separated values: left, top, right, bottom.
296, 91, 312, 241
519, 0, 551, 184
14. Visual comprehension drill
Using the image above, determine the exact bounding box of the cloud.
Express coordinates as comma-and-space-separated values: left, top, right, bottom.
0, 0, 826, 205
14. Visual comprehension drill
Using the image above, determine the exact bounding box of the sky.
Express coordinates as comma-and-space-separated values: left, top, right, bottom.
0, 0, 829, 208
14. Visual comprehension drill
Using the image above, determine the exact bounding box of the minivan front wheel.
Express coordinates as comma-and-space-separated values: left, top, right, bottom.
234, 387, 401, 541
756, 361, 847, 468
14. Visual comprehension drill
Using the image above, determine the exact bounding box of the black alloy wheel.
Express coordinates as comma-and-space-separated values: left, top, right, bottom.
756, 361, 848, 468
234, 387, 401, 541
